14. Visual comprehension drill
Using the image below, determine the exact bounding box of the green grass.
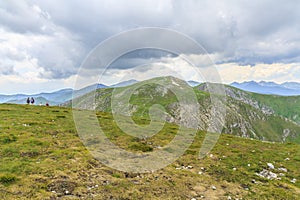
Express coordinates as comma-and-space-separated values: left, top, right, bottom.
251, 93, 300, 125
0, 104, 299, 199
0, 174, 18, 186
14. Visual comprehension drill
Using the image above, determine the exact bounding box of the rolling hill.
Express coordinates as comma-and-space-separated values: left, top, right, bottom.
71, 76, 300, 144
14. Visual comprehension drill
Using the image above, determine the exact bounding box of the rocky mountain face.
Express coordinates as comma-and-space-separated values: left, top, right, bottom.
71, 76, 300, 144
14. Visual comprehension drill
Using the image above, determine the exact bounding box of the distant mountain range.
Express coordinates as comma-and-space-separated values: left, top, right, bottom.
110, 79, 139, 87
0, 88, 73, 105
0, 86, 103, 105
231, 81, 300, 96
1, 80, 299, 105
0, 79, 201, 105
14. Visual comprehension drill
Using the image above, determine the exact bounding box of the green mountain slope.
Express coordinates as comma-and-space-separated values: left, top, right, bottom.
71, 76, 300, 144
250, 93, 300, 125
0, 104, 299, 199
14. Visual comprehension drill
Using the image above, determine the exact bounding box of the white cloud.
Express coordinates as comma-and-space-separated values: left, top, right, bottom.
217, 62, 300, 84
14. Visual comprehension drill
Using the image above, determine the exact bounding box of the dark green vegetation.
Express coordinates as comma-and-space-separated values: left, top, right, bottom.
251, 93, 300, 125
0, 104, 300, 199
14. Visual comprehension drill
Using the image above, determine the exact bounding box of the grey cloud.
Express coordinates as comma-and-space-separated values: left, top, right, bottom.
0, 0, 84, 80
31, 34, 85, 79
0, 49, 26, 62
31, 0, 175, 47
38, 68, 75, 79
0, 0, 53, 34
1, 0, 300, 81
0, 64, 18, 75
109, 49, 177, 70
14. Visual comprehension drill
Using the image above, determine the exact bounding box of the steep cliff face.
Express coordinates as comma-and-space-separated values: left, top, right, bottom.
71, 76, 300, 143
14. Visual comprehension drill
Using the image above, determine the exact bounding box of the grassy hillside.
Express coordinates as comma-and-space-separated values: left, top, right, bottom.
0, 104, 300, 199
250, 93, 300, 125
71, 76, 300, 144
200, 83, 300, 124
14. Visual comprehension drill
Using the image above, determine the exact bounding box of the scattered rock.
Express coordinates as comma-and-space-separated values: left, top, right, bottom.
124, 172, 138, 178
278, 168, 287, 172
233, 168, 237, 171
256, 169, 278, 180
285, 158, 290, 161
241, 184, 249, 190
291, 178, 297, 184
20, 151, 39, 158
132, 180, 140, 185
267, 163, 275, 169
176, 165, 193, 170
279, 173, 285, 177
211, 185, 216, 190
282, 129, 290, 142
47, 180, 76, 196
102, 180, 110, 185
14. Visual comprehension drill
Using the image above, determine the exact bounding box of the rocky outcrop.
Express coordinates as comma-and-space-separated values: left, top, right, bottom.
199, 83, 274, 115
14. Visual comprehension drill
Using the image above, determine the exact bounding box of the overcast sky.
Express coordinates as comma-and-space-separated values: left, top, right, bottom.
0, 0, 300, 94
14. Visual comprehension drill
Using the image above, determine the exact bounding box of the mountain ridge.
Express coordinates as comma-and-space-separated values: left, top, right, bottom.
2, 79, 300, 105
231, 81, 300, 96
70, 76, 300, 144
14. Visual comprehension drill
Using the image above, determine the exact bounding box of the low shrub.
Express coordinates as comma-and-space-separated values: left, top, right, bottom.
0, 174, 17, 185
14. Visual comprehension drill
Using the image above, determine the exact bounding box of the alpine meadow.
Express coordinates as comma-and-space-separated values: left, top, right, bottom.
1, 1, 300, 199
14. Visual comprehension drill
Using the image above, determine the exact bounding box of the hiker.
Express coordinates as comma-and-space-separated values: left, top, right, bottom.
30, 97, 35, 104
26, 97, 30, 104
45, 102, 49, 106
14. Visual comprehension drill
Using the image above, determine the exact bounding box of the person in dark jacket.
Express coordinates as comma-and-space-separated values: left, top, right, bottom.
26, 97, 30, 104
30, 97, 35, 104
